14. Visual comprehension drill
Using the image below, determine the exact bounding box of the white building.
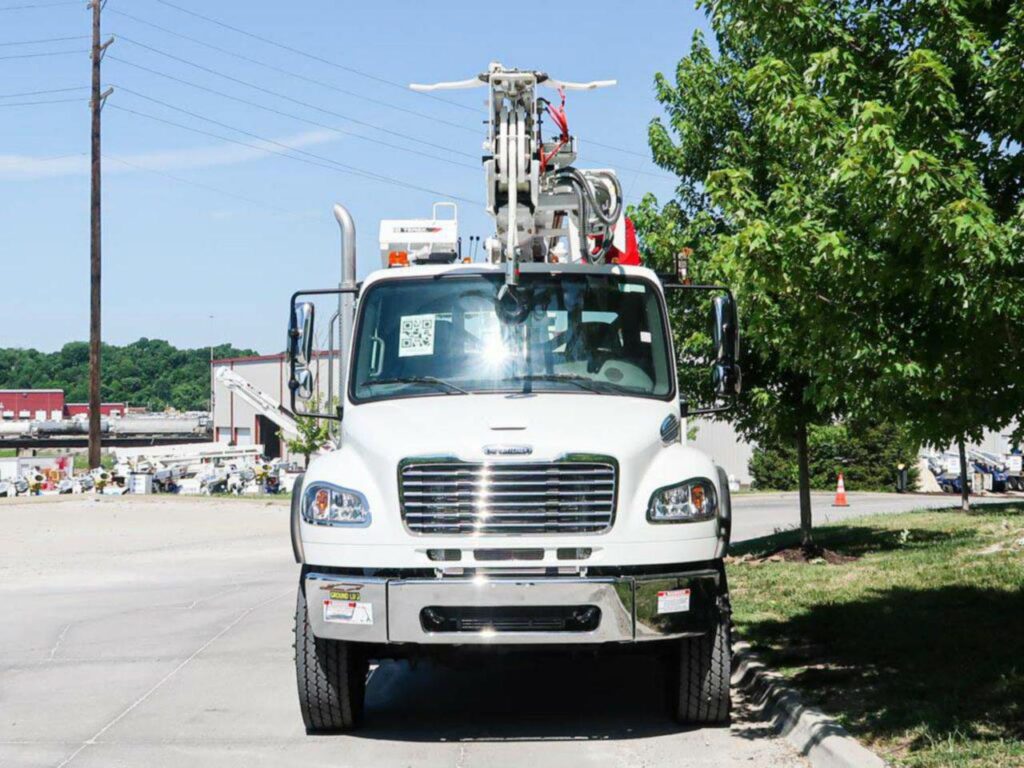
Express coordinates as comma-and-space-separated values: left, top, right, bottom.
688, 418, 755, 486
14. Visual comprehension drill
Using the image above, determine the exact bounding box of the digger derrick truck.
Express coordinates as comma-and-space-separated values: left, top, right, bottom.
286, 64, 742, 731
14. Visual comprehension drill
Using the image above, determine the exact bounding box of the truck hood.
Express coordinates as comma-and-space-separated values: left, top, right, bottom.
301, 392, 723, 560
341, 393, 679, 467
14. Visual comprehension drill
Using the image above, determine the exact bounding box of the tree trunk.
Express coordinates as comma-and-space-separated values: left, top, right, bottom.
957, 435, 970, 513
796, 419, 814, 551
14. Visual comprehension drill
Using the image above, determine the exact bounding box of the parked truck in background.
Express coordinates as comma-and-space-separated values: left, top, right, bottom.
285, 65, 743, 732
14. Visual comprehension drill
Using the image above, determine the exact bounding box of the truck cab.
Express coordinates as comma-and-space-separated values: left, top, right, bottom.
288, 256, 740, 731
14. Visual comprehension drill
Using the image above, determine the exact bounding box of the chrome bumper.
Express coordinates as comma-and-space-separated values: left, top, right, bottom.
304, 568, 721, 645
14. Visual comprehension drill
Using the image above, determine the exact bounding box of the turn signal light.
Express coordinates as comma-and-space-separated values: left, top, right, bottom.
388, 250, 409, 267
691, 484, 705, 511
314, 488, 330, 513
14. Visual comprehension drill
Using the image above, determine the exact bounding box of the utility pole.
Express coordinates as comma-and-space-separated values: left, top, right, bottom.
88, 0, 113, 469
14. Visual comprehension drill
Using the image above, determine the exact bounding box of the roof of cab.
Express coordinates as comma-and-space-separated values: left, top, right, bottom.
360, 261, 664, 290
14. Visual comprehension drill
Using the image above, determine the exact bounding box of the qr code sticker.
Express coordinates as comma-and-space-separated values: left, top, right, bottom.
399, 314, 436, 357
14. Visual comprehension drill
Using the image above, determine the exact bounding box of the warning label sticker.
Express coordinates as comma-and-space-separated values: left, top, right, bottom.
323, 598, 374, 625
399, 314, 435, 357
657, 588, 691, 614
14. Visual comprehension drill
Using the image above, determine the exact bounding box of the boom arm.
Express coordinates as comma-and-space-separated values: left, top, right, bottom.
215, 367, 302, 440
410, 62, 624, 283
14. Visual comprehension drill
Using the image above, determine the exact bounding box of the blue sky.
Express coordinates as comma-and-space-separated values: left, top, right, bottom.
1, 0, 704, 353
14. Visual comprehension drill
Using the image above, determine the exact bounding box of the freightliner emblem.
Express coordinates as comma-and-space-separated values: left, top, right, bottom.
483, 445, 533, 456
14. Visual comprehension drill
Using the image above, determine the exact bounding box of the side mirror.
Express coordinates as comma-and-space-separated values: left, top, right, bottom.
288, 301, 316, 401
661, 280, 743, 415
710, 294, 742, 397
287, 287, 359, 420
710, 294, 739, 363
713, 361, 742, 397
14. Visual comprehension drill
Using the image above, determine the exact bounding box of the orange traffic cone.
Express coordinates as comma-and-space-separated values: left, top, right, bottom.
832, 472, 849, 507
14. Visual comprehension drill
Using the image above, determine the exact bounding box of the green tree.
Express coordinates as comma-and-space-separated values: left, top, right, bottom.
0, 339, 258, 412
636, 1, 1024, 541
282, 397, 333, 467
749, 420, 920, 492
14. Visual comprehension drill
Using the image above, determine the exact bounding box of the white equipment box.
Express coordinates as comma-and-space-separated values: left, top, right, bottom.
128, 473, 154, 495
379, 203, 459, 267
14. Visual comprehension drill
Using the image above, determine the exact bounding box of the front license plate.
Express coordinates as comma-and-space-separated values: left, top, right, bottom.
657, 588, 691, 614
323, 598, 374, 625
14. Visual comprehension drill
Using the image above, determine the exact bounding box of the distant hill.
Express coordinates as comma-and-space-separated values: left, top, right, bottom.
0, 339, 258, 412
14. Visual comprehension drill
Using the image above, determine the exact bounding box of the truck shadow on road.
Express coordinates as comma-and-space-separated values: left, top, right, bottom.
356, 652, 695, 741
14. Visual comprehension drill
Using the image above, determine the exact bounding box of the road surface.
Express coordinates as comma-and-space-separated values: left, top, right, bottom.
5, 490, 989, 766
731, 490, 1013, 542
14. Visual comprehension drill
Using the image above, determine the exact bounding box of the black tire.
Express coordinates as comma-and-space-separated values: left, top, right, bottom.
294, 582, 368, 733
671, 603, 732, 725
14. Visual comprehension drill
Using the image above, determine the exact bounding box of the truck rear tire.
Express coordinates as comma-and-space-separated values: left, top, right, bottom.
294, 583, 368, 733
671, 608, 731, 725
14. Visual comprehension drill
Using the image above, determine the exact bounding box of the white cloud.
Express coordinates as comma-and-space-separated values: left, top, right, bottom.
0, 129, 340, 180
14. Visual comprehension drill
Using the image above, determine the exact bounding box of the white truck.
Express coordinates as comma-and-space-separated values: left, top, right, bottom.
286, 64, 742, 732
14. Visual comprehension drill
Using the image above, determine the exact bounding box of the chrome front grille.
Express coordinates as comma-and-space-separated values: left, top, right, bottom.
399, 459, 617, 535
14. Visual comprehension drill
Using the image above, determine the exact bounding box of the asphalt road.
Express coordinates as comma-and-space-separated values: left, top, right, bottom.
0, 495, 816, 768
731, 490, 1015, 543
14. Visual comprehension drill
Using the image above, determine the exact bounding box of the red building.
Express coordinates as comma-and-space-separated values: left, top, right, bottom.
65, 402, 127, 418
0, 390, 127, 421
0, 389, 65, 421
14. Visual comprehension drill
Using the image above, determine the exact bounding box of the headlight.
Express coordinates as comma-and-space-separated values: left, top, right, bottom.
302, 483, 371, 527
647, 478, 717, 523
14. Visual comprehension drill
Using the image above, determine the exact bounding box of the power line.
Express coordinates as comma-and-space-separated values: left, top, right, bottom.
0, 85, 87, 97
103, 153, 294, 213
145, 0, 651, 159
0, 35, 89, 45
145, 1, 653, 160
584, 139, 650, 159
117, 35, 476, 160
10, 150, 87, 162
109, 56, 479, 171
0, 1, 80, 10
107, 101, 480, 204
109, 7, 659, 167
124, 6, 655, 166
109, 8, 478, 134
0, 49, 88, 60
0, 96, 84, 106
151, 0, 478, 113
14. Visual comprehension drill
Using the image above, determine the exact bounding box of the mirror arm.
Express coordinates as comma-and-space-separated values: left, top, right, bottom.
661, 282, 733, 298
685, 402, 734, 417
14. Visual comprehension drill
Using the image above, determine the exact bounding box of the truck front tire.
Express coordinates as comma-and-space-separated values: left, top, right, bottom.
294, 583, 368, 733
671, 604, 732, 725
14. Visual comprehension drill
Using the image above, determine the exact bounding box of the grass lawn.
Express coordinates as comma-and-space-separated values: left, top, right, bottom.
728, 503, 1024, 768
0, 448, 15, 458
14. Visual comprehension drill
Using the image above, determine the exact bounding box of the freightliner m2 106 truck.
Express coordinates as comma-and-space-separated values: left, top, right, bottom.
286, 64, 742, 732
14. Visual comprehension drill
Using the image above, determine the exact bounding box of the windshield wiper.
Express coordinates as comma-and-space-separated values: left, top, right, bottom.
363, 376, 469, 395
506, 373, 613, 394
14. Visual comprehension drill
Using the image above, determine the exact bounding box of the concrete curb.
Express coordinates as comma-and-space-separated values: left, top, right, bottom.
733, 642, 888, 768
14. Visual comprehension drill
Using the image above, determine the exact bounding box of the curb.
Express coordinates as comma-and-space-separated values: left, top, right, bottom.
733, 642, 888, 768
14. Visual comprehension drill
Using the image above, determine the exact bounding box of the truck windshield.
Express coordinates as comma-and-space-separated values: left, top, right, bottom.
351, 273, 673, 402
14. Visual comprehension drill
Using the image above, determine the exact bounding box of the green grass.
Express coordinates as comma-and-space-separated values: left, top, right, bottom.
0, 448, 15, 458
729, 504, 1024, 767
